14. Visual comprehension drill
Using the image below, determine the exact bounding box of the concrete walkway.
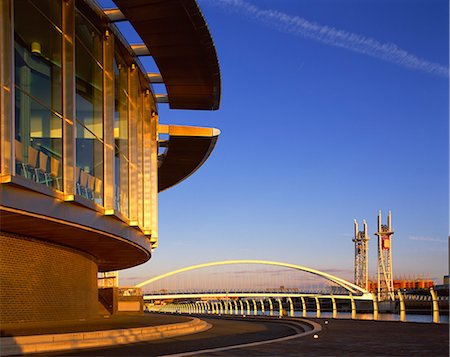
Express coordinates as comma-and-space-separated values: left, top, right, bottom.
0, 314, 211, 356
35, 315, 449, 357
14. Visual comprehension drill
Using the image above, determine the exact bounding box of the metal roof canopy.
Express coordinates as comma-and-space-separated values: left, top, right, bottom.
113, 0, 221, 110
158, 125, 220, 192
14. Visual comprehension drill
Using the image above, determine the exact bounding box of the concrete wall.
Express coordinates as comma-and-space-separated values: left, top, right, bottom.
0, 233, 98, 324
98, 287, 144, 315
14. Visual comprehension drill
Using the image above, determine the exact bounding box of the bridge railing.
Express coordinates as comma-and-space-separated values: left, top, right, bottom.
144, 287, 445, 324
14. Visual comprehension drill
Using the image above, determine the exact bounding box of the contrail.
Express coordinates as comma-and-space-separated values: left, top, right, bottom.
202, 0, 448, 78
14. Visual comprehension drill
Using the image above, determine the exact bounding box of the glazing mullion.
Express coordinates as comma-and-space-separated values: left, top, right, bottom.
62, 0, 75, 198
0, 0, 13, 179
142, 91, 152, 235
103, 30, 114, 213
150, 109, 158, 247
137, 87, 143, 229
128, 64, 138, 225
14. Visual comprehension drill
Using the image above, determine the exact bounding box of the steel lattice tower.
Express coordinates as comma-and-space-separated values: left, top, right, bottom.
353, 219, 370, 290
375, 210, 395, 301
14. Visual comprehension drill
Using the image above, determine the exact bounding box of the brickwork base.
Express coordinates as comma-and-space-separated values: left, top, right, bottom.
0, 233, 98, 324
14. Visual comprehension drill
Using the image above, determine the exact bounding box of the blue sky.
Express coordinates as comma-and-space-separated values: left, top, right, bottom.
115, 0, 448, 286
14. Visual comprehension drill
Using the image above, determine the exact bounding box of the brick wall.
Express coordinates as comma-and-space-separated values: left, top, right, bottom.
0, 233, 98, 324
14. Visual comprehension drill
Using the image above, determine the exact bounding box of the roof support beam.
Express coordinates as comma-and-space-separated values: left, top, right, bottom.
147, 73, 163, 84
155, 94, 168, 103
131, 44, 150, 56
103, 8, 126, 22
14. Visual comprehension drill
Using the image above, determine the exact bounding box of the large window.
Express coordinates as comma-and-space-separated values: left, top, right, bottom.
14, 0, 63, 190
75, 10, 104, 205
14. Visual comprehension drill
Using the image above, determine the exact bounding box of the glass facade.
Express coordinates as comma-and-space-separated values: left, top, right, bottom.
114, 51, 129, 217
14, 0, 63, 190
2, 0, 158, 241
75, 10, 104, 204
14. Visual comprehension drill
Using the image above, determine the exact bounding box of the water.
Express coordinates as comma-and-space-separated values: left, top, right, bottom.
229, 310, 449, 324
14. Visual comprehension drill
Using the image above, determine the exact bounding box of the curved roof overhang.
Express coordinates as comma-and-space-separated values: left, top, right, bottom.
158, 125, 220, 192
113, 0, 221, 110
0, 183, 151, 272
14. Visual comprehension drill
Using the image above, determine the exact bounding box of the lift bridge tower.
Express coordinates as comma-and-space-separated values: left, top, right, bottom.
375, 210, 395, 301
353, 219, 370, 290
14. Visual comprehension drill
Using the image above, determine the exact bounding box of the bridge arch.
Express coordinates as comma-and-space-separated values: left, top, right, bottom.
135, 259, 370, 295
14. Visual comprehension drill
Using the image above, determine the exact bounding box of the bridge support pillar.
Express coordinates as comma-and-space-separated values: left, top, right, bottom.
301, 297, 306, 317
287, 297, 294, 317
397, 290, 406, 322
252, 299, 258, 315
314, 297, 321, 318
260, 300, 265, 315
245, 300, 250, 315
372, 293, 378, 320
239, 300, 244, 315
350, 294, 356, 319
268, 298, 273, 316
233, 300, 238, 315
430, 287, 440, 323
331, 296, 337, 318
277, 298, 283, 317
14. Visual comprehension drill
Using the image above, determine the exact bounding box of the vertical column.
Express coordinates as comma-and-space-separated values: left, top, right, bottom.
287, 297, 294, 317
350, 294, 356, 319
136, 88, 143, 228
252, 299, 258, 315
315, 297, 321, 318
102, 30, 114, 213
277, 298, 283, 317
430, 287, 440, 323
331, 296, 337, 318
372, 293, 379, 321
397, 290, 405, 322
268, 298, 273, 316
0, 0, 13, 179
128, 64, 139, 225
300, 297, 306, 317
142, 92, 152, 232
239, 300, 244, 315
62, 0, 75, 198
150, 110, 158, 246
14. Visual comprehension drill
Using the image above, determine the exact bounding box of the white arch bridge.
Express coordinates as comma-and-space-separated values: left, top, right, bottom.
136, 260, 383, 319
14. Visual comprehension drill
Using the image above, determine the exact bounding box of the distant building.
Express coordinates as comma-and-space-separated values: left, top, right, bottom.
368, 277, 434, 292
0, 0, 221, 324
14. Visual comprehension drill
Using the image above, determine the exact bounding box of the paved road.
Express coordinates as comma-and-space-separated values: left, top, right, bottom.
37, 316, 298, 356
36, 316, 448, 357
200, 318, 449, 357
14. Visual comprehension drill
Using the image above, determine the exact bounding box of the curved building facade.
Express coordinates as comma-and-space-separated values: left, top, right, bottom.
0, 0, 220, 323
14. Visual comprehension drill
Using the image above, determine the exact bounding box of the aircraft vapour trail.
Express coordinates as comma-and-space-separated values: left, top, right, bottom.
203, 0, 448, 77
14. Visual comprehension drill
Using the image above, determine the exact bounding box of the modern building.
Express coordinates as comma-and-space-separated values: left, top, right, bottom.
0, 0, 221, 324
